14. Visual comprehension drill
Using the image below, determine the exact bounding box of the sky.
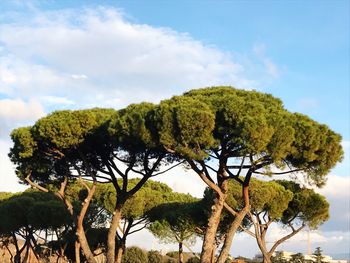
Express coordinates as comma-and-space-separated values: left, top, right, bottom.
0, 0, 349, 259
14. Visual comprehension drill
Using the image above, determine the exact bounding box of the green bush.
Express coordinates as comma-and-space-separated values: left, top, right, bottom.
148, 250, 164, 263
187, 257, 200, 263
166, 251, 179, 259
122, 246, 148, 263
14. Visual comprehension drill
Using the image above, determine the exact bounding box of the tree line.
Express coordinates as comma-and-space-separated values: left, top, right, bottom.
5, 87, 342, 263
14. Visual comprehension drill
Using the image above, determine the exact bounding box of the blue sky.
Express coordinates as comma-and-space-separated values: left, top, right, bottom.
0, 0, 349, 258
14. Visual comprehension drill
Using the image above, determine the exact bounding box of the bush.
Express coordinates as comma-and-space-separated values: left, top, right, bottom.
148, 250, 164, 263
122, 246, 148, 263
166, 251, 179, 259
187, 257, 200, 263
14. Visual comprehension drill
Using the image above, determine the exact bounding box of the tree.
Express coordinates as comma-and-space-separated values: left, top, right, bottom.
0, 190, 71, 263
147, 198, 201, 263
95, 179, 192, 261
221, 178, 329, 263
155, 87, 343, 263
313, 247, 325, 263
10, 108, 116, 263
290, 253, 306, 263
121, 246, 148, 263
10, 106, 180, 263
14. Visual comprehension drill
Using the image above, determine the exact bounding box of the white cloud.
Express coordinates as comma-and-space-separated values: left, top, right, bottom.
0, 7, 256, 110
0, 139, 28, 193
0, 98, 45, 121
41, 95, 75, 106
341, 140, 350, 149
316, 174, 350, 198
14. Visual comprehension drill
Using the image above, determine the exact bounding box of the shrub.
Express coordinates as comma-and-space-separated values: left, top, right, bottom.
148, 250, 164, 263
187, 257, 200, 263
122, 246, 148, 263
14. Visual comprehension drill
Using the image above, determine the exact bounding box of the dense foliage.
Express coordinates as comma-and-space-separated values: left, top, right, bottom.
6, 86, 342, 263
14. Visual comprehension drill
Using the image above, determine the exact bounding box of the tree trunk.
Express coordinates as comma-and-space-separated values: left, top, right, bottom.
75, 240, 81, 263
262, 254, 272, 263
216, 208, 249, 263
217, 184, 250, 263
107, 205, 123, 263
115, 245, 124, 263
76, 183, 97, 263
179, 242, 184, 263
200, 180, 228, 263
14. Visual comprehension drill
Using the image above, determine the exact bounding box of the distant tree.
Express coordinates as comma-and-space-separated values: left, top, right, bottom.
187, 257, 201, 263
147, 250, 163, 263
313, 247, 325, 263
121, 246, 148, 263
290, 253, 305, 263
9, 106, 181, 263
9, 108, 116, 263
95, 179, 191, 260
155, 87, 343, 263
219, 178, 329, 263
0, 190, 70, 263
147, 198, 202, 263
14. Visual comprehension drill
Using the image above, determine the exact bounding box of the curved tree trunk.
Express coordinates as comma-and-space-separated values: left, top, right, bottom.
76, 182, 97, 263
75, 241, 81, 263
200, 180, 228, 263
217, 185, 250, 263
216, 208, 249, 263
263, 254, 272, 263
107, 205, 123, 263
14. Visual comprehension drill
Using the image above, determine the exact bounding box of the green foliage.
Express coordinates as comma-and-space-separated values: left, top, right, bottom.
187, 256, 200, 263
147, 198, 201, 246
0, 190, 70, 234
95, 179, 184, 219
181, 86, 342, 184
147, 250, 164, 263
278, 180, 329, 228
313, 247, 325, 263
287, 114, 343, 186
0, 192, 13, 201
155, 95, 216, 160
109, 103, 158, 152
224, 178, 293, 220
290, 253, 305, 263
122, 246, 148, 263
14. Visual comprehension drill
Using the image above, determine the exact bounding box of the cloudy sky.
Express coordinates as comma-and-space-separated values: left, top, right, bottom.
0, 0, 349, 259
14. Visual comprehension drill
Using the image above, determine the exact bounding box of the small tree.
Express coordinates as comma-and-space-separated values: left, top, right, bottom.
313, 247, 325, 263
95, 179, 191, 260
121, 246, 148, 263
147, 250, 163, 263
148, 198, 201, 263
0, 190, 71, 263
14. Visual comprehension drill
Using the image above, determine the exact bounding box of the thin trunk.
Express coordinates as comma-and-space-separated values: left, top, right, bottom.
107, 205, 123, 263
75, 240, 81, 263
76, 182, 97, 263
200, 180, 228, 263
217, 184, 250, 263
179, 242, 184, 263
115, 239, 126, 263
12, 233, 21, 263
216, 209, 248, 263
262, 254, 272, 263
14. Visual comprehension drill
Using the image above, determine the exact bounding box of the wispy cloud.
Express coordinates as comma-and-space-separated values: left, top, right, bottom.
253, 43, 280, 78
0, 7, 256, 112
